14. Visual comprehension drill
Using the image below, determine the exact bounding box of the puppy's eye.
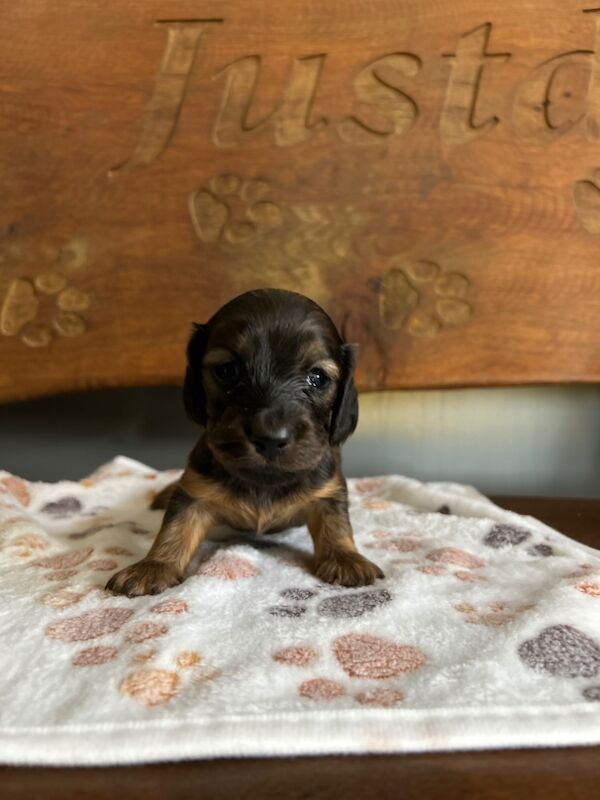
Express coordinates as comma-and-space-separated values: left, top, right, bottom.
214, 361, 239, 383
307, 367, 329, 389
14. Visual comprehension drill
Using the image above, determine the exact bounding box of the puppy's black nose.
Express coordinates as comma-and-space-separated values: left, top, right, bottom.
247, 408, 292, 460
251, 428, 290, 460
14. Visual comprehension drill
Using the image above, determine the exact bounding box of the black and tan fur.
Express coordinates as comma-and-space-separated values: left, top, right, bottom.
106, 289, 383, 597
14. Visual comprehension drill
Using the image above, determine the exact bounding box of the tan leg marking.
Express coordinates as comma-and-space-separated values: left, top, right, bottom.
307, 493, 384, 587
106, 485, 213, 597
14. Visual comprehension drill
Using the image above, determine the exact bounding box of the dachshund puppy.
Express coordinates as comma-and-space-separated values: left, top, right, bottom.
106, 289, 383, 597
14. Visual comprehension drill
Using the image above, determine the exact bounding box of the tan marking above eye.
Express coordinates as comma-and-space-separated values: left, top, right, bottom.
313, 359, 339, 380
203, 348, 234, 368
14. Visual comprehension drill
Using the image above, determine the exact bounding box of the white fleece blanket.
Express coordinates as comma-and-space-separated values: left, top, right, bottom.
0, 456, 599, 765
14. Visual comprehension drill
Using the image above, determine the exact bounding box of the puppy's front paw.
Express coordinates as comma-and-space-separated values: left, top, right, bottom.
105, 559, 183, 597
315, 551, 384, 587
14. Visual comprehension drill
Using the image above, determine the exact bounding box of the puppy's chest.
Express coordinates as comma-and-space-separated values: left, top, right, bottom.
181, 470, 339, 534
216, 495, 307, 534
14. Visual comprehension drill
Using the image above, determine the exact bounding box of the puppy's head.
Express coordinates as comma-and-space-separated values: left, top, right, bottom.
183, 289, 358, 485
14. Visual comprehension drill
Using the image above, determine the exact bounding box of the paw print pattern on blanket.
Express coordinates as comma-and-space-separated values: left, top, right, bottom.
273, 632, 426, 706
273, 645, 319, 666
46, 607, 135, 642
41, 496, 83, 518
119, 668, 180, 707
31, 545, 125, 583
364, 532, 421, 552
268, 577, 425, 706
196, 551, 260, 580
483, 524, 531, 548
299, 678, 346, 700
40, 592, 219, 706
455, 601, 535, 626
333, 633, 426, 678
517, 624, 600, 703
417, 546, 487, 582
267, 586, 392, 618
3, 532, 49, 559
41, 588, 86, 608
576, 581, 600, 597
363, 526, 487, 582
518, 625, 600, 678
120, 650, 219, 707
354, 478, 389, 495
5, 463, 600, 751
73, 646, 119, 666
0, 476, 31, 506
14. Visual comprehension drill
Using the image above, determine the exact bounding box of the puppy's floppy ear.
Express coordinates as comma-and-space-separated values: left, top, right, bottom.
183, 323, 209, 426
329, 343, 359, 446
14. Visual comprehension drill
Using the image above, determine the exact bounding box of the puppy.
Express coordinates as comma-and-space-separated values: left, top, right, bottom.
106, 289, 383, 597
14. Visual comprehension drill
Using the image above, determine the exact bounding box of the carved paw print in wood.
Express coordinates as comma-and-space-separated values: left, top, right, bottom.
0, 237, 91, 348
378, 259, 473, 337
573, 170, 600, 234
189, 174, 283, 244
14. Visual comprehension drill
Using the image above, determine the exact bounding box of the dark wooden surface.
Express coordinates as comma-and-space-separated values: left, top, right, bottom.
2, 494, 599, 799
2, 0, 600, 402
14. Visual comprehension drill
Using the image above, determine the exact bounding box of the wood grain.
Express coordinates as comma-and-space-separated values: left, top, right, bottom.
1, 747, 599, 800
1, 0, 600, 402
0, 496, 598, 798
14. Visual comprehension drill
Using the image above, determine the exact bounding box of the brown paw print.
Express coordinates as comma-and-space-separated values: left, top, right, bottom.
576, 581, 600, 598
273, 645, 319, 667
573, 170, 600, 234
120, 649, 219, 707
0, 476, 31, 506
30, 541, 127, 584
365, 530, 421, 553
41, 593, 210, 708
40, 588, 87, 609
361, 498, 394, 510
1, 262, 91, 348
415, 547, 487, 582
196, 551, 261, 580
333, 633, 426, 678
377, 259, 473, 337
353, 478, 389, 495
189, 174, 283, 244
46, 607, 135, 642
33, 546, 94, 571
273, 633, 424, 706
426, 547, 484, 569
3, 531, 49, 559
455, 601, 534, 627
364, 533, 486, 583
297, 679, 406, 707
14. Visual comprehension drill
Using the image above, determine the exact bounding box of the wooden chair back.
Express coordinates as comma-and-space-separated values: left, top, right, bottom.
1, 0, 599, 402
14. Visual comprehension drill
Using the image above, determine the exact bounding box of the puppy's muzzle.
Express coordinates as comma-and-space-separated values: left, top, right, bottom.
245, 407, 293, 462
